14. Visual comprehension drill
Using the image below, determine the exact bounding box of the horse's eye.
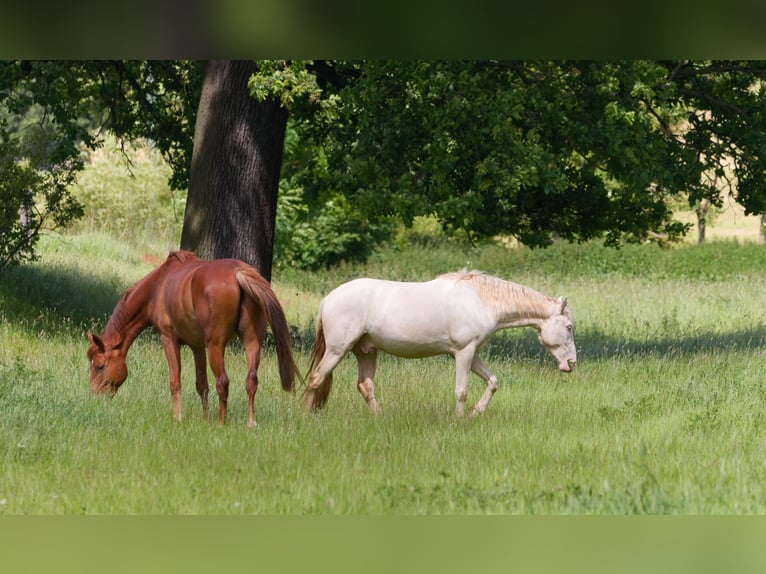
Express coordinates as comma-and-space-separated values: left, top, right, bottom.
95, 364, 105, 373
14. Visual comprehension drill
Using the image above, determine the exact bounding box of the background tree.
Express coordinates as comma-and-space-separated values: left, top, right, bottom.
295, 61, 766, 251
179, 61, 287, 281
0, 60, 308, 280
4, 60, 766, 274
0, 61, 95, 268
661, 61, 766, 234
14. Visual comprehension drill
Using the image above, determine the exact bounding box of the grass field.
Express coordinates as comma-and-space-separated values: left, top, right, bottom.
2, 225, 766, 515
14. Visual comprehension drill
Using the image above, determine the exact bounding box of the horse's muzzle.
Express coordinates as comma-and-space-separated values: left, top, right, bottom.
559, 359, 576, 372
91, 379, 119, 396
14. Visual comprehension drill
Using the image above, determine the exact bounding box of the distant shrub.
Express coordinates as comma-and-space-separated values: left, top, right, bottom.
68, 136, 183, 245
276, 234, 766, 295
0, 127, 84, 269
273, 184, 390, 270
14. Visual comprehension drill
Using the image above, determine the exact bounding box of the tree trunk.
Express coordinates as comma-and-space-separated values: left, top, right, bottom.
180, 60, 288, 281
695, 198, 709, 245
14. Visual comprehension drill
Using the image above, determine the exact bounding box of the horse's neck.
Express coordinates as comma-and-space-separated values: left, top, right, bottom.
491, 285, 557, 330
102, 282, 154, 351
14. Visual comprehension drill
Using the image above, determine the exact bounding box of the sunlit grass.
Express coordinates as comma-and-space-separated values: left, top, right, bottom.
3, 230, 766, 514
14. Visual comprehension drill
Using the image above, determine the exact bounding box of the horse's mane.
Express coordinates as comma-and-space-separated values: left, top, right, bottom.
167, 250, 199, 264
101, 251, 200, 345
440, 268, 559, 318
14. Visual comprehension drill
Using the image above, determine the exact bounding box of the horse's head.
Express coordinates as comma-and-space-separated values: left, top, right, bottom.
87, 333, 128, 395
537, 297, 577, 372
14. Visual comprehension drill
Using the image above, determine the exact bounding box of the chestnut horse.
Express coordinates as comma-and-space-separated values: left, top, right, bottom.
303, 269, 576, 416
87, 251, 299, 426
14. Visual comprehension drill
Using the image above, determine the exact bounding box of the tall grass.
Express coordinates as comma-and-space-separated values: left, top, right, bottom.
3, 142, 766, 514
2, 230, 766, 514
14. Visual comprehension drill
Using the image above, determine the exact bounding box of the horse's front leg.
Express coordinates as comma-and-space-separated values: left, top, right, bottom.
192, 347, 210, 418
352, 347, 380, 414
453, 349, 474, 417
161, 335, 183, 422
468, 354, 498, 416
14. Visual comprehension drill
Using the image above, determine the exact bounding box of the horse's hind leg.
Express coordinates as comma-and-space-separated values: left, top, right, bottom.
468, 354, 498, 416
352, 347, 380, 414
192, 347, 210, 418
207, 342, 230, 426
238, 296, 266, 426
303, 349, 345, 412
243, 338, 262, 428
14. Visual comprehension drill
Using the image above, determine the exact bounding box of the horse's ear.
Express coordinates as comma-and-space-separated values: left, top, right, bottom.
558, 296, 568, 313
88, 332, 105, 352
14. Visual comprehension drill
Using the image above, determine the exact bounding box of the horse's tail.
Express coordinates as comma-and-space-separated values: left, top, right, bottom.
235, 268, 300, 393
303, 313, 333, 410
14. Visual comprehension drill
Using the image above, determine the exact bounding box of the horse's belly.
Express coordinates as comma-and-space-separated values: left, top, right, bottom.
177, 324, 206, 348
364, 332, 451, 359
156, 315, 205, 348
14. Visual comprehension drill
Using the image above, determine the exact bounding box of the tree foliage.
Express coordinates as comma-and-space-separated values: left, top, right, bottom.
294, 60, 766, 250
0, 132, 83, 267
0, 60, 201, 269
666, 62, 766, 216
0, 61, 92, 268
252, 61, 383, 269
4, 60, 766, 270
274, 121, 388, 269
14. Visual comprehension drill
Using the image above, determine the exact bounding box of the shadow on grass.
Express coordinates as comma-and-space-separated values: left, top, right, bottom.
0, 262, 125, 336
285, 320, 766, 365
483, 325, 766, 364
5, 261, 766, 363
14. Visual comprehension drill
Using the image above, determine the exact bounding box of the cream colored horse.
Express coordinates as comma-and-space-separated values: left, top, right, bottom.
302, 269, 576, 416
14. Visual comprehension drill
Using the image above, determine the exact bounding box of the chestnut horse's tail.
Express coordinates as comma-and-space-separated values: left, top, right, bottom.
303, 315, 333, 410
235, 268, 300, 393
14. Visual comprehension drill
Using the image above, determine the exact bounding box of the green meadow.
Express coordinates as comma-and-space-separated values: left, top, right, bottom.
2, 229, 766, 514
1, 138, 766, 515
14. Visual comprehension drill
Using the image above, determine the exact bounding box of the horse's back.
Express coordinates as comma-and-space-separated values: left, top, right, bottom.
321, 277, 448, 316
319, 276, 491, 357
156, 257, 251, 345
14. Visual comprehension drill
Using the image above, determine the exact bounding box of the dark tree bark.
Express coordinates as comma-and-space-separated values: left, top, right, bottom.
180, 60, 288, 281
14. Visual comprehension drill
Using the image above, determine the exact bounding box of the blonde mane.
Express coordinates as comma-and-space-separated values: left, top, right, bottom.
440, 269, 560, 319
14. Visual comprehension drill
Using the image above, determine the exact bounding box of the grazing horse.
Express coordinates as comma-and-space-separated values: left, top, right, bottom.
303, 269, 576, 416
87, 251, 299, 427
